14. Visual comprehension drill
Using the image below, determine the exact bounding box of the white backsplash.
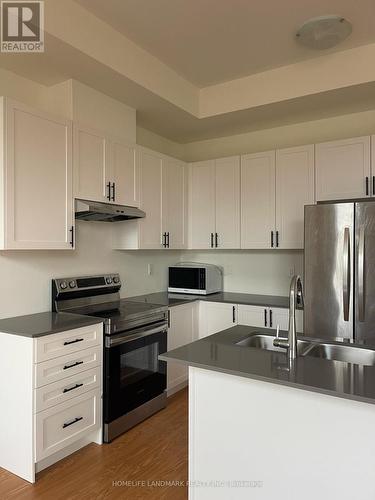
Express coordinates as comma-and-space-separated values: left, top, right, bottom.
181, 250, 303, 296
0, 221, 180, 318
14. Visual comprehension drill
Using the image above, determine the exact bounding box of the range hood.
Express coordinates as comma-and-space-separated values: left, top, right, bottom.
75, 199, 146, 222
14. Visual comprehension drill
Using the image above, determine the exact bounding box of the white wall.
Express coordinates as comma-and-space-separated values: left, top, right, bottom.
70, 80, 137, 142
181, 250, 303, 296
184, 108, 375, 162
0, 222, 179, 318
137, 126, 185, 160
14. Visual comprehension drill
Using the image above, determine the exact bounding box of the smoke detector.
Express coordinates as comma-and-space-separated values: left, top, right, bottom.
296, 15, 352, 50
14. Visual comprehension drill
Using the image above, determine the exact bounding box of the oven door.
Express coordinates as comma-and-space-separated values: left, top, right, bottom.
104, 322, 167, 424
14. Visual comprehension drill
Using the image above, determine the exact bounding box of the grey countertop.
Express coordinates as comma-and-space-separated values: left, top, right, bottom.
125, 291, 294, 309
0, 312, 103, 338
160, 325, 375, 406
0, 291, 294, 339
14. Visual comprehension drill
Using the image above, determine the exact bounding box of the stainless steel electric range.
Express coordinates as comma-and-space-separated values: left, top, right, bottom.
52, 274, 168, 442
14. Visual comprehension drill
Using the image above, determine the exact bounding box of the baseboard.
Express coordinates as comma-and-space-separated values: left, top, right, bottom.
35, 430, 100, 474
167, 380, 188, 397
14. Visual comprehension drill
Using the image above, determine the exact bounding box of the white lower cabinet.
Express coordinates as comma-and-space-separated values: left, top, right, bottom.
35, 389, 101, 461
0, 322, 103, 483
238, 304, 303, 333
34, 366, 101, 412
167, 302, 197, 395
199, 301, 238, 338
237, 304, 269, 329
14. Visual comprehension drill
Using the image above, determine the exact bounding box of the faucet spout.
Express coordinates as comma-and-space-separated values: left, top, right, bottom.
273, 275, 303, 359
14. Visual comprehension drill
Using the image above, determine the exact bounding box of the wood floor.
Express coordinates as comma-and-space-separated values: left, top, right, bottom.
0, 389, 188, 500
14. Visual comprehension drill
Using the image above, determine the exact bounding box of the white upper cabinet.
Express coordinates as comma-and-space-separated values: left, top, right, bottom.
138, 147, 163, 249
315, 136, 371, 201
0, 98, 74, 250
189, 157, 240, 249
240, 145, 313, 250
162, 157, 188, 249
215, 157, 240, 249
74, 124, 139, 206
113, 147, 187, 250
111, 140, 139, 207
74, 125, 109, 203
189, 160, 216, 249
276, 145, 315, 249
241, 151, 276, 249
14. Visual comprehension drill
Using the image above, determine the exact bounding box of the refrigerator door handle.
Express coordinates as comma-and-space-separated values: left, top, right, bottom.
358, 226, 365, 322
343, 227, 351, 322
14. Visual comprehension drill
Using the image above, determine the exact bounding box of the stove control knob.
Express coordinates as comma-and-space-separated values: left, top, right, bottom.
113, 276, 120, 284
69, 280, 76, 288
106, 277, 113, 284
60, 281, 67, 290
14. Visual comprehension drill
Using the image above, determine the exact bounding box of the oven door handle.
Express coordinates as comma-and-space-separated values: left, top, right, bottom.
106, 323, 167, 347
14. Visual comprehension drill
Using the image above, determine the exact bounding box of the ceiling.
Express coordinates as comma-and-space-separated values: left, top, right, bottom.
3, 33, 375, 143
2, 0, 375, 144
74, 0, 375, 87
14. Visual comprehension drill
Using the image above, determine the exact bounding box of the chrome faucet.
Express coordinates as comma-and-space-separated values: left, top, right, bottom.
273, 275, 304, 359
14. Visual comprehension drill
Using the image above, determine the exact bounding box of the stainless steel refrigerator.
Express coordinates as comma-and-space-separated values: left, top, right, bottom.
304, 201, 375, 342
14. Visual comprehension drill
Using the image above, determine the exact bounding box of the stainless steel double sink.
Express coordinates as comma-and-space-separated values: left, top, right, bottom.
235, 334, 375, 366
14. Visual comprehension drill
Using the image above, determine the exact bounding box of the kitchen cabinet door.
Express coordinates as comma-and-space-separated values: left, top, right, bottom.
270, 308, 304, 333
74, 124, 110, 203
162, 157, 188, 249
241, 151, 276, 249
2, 98, 74, 249
111, 140, 139, 207
315, 136, 371, 201
215, 156, 240, 249
276, 145, 315, 249
199, 302, 237, 338
167, 303, 197, 394
138, 147, 163, 249
189, 161, 216, 249
270, 307, 289, 331
237, 305, 268, 329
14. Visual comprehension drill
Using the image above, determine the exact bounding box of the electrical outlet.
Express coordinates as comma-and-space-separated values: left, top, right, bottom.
147, 264, 153, 276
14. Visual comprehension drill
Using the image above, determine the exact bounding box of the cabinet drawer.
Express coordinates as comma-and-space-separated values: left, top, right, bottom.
35, 346, 101, 388
35, 389, 101, 461
35, 366, 101, 413
35, 324, 102, 363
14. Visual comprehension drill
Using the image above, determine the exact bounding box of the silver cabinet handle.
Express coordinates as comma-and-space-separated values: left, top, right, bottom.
358, 226, 365, 322
343, 227, 351, 322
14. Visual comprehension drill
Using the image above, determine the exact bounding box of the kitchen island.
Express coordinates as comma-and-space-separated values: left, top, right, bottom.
160, 326, 375, 500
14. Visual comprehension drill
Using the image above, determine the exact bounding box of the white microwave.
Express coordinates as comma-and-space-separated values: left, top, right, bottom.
168, 263, 223, 295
